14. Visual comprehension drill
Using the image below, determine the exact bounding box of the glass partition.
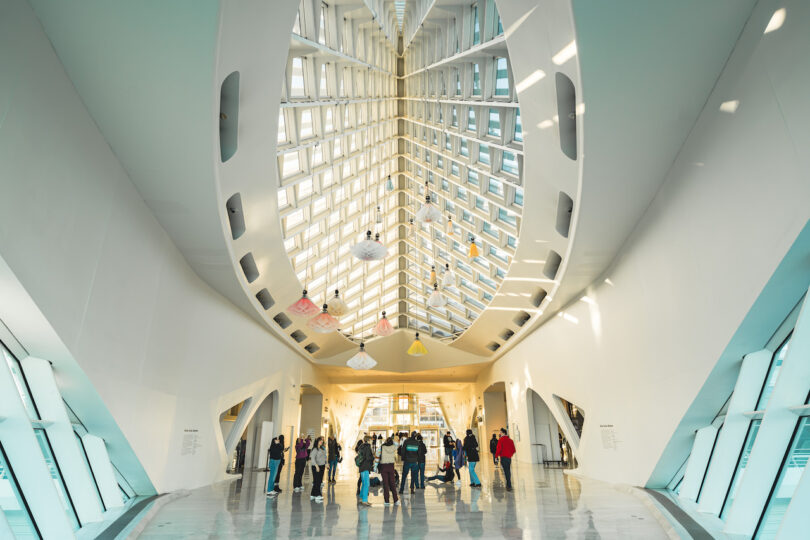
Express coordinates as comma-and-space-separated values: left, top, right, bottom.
0, 444, 40, 539
33, 430, 80, 530
2, 344, 38, 420
721, 419, 761, 520
755, 417, 810, 538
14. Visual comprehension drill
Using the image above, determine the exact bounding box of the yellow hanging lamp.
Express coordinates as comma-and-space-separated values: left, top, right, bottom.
428, 265, 437, 284
407, 332, 428, 356
468, 235, 479, 259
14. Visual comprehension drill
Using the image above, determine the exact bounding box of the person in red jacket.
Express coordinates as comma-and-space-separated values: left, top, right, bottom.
495, 428, 516, 491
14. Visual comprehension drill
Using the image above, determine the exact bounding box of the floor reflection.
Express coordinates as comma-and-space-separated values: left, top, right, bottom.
139, 461, 668, 539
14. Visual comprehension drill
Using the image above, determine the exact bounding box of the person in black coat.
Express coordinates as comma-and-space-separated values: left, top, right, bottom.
490, 433, 499, 465
357, 436, 374, 506
463, 430, 481, 488
443, 431, 454, 458
416, 434, 427, 489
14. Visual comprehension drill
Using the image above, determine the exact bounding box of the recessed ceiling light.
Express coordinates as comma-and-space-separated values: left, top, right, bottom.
552, 40, 577, 65
720, 100, 740, 113
764, 8, 786, 34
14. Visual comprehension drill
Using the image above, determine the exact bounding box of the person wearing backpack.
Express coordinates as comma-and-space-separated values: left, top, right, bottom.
378, 436, 399, 506
398, 431, 420, 495
453, 438, 466, 486
327, 436, 341, 484
355, 435, 374, 507
416, 434, 427, 489
463, 429, 481, 488
293, 436, 308, 491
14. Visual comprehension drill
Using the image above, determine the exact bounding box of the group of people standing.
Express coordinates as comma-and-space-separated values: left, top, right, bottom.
265, 433, 342, 503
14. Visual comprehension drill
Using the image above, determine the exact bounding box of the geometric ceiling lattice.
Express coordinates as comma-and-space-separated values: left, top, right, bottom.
278, 0, 523, 343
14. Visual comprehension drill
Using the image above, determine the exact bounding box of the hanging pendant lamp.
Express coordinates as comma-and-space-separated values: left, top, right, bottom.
446, 216, 455, 237
385, 174, 394, 192
373, 311, 395, 337
428, 265, 437, 284
408, 218, 417, 238
326, 289, 348, 317
442, 262, 457, 289
347, 342, 377, 370
468, 235, 480, 259
407, 332, 428, 356
308, 304, 341, 333
351, 230, 387, 261
288, 289, 320, 317
375, 205, 383, 224
415, 185, 443, 223
427, 282, 447, 308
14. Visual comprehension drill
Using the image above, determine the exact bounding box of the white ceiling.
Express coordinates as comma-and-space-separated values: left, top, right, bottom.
28, 0, 757, 373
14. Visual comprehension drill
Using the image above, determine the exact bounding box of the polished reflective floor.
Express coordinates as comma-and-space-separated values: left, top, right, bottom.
138, 460, 667, 538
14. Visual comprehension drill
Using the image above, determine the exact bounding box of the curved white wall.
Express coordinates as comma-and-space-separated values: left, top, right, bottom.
475, 0, 810, 486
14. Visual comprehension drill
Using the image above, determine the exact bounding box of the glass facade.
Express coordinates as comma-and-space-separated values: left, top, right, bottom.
756, 417, 810, 538
721, 419, 761, 520
33, 430, 80, 531
0, 445, 39, 539
757, 335, 790, 410
2, 346, 38, 420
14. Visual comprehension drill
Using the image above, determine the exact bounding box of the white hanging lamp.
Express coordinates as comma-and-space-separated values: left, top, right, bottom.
351, 230, 387, 261
373, 311, 395, 337
427, 282, 447, 308
326, 289, 348, 317
442, 262, 457, 289
415, 182, 443, 224
347, 342, 377, 370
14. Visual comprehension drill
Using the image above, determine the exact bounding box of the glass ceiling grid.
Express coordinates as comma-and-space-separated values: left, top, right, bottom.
278, 0, 522, 344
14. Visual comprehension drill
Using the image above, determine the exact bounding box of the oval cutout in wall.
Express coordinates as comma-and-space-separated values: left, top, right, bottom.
290, 330, 307, 343
219, 71, 240, 162
304, 343, 320, 354
556, 191, 573, 238
531, 288, 548, 308
239, 252, 259, 283
543, 250, 562, 280
273, 312, 292, 329
256, 288, 275, 310
514, 311, 531, 327
226, 193, 246, 240
555, 72, 577, 160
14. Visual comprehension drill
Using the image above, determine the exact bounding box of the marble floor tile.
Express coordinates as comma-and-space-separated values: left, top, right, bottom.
137, 460, 668, 539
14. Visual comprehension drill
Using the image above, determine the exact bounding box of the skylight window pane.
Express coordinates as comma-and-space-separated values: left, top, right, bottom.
300, 109, 313, 138
278, 111, 287, 143
514, 110, 523, 142
460, 139, 469, 156
488, 178, 503, 196
278, 189, 289, 208
502, 151, 519, 174
472, 5, 480, 45
451, 162, 460, 176
495, 57, 509, 96
514, 187, 524, 206
498, 208, 516, 226
488, 108, 501, 137
479, 144, 490, 165
282, 152, 300, 177
290, 57, 305, 97
467, 108, 476, 132
472, 64, 481, 96
468, 169, 478, 185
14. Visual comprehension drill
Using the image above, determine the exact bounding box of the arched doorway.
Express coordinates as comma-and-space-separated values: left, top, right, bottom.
298, 384, 324, 440
241, 390, 278, 472
483, 382, 509, 443
526, 389, 564, 465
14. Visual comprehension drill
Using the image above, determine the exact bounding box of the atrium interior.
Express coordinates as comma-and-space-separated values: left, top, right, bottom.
1, 0, 809, 538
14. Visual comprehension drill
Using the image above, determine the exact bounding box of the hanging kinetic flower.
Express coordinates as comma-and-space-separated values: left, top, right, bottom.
428, 265, 437, 285
407, 332, 428, 356
386, 174, 394, 192
468, 235, 480, 259
326, 289, 348, 317
446, 216, 455, 237
351, 231, 387, 261
288, 289, 320, 317
373, 311, 395, 337
415, 191, 443, 223
442, 262, 457, 289
347, 342, 377, 370
427, 282, 447, 308
308, 304, 341, 333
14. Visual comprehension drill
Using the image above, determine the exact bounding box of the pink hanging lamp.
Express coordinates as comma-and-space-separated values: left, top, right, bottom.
308, 304, 341, 333
288, 289, 320, 317
373, 311, 395, 337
